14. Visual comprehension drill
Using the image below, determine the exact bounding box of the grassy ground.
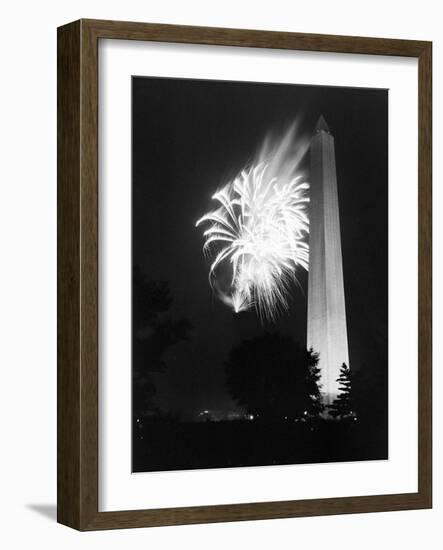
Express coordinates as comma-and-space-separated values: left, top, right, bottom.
133, 417, 388, 472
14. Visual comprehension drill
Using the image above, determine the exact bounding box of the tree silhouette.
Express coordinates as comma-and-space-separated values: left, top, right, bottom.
305, 352, 325, 418
133, 266, 192, 419
224, 333, 322, 421
329, 363, 356, 420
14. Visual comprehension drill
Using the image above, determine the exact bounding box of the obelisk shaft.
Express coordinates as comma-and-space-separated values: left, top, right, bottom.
307, 117, 349, 406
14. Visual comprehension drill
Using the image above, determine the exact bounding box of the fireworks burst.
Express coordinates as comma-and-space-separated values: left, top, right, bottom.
196, 125, 310, 322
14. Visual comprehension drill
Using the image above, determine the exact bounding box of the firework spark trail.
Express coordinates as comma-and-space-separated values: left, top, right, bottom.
196, 124, 310, 322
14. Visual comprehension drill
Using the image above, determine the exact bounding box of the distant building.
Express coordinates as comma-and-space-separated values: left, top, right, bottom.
196, 409, 253, 422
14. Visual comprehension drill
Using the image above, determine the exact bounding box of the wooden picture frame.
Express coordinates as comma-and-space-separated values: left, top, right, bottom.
57, 19, 432, 530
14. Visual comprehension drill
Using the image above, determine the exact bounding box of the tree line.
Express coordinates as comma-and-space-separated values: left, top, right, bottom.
132, 273, 357, 423
225, 332, 356, 422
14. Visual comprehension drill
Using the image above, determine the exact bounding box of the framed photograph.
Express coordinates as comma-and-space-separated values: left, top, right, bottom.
57, 19, 432, 530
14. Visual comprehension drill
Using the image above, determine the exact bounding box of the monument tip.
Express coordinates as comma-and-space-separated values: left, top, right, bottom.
314, 115, 331, 134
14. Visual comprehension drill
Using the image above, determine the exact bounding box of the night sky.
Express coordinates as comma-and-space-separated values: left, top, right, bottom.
132, 76, 388, 418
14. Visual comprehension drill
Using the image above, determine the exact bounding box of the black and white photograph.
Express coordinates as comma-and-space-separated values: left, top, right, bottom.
1, 1, 436, 542
0, 0, 437, 542
132, 76, 388, 473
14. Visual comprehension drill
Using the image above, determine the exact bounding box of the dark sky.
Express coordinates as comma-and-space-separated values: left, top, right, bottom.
132, 76, 388, 417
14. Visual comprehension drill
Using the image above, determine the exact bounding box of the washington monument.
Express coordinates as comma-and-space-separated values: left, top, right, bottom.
307, 115, 349, 406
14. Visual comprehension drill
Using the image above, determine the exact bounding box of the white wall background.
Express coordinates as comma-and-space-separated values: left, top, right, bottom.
0, 0, 440, 547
